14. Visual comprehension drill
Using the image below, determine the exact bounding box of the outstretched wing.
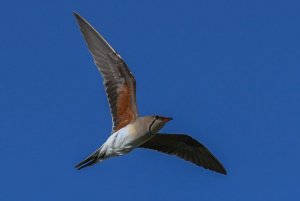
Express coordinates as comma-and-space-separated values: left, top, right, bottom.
139, 134, 227, 174
74, 13, 138, 132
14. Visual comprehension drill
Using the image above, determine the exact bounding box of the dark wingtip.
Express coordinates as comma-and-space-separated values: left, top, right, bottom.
73, 11, 79, 17
200, 160, 227, 175
217, 167, 227, 175
73, 11, 83, 23
214, 160, 227, 175
208, 156, 227, 175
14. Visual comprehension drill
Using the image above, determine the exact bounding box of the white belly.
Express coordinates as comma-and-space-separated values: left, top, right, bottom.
100, 124, 153, 158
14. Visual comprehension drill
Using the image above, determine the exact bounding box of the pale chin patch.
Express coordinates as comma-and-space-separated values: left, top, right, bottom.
150, 123, 166, 134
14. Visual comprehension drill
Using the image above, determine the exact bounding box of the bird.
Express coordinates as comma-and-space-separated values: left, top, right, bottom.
73, 12, 227, 175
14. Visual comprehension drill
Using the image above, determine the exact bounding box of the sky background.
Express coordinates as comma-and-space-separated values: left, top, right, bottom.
1, 0, 300, 200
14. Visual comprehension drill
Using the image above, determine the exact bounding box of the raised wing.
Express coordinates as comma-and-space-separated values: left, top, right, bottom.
139, 134, 227, 174
74, 12, 138, 132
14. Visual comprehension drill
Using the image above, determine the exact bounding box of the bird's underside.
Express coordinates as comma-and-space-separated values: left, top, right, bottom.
75, 132, 226, 175
73, 12, 227, 175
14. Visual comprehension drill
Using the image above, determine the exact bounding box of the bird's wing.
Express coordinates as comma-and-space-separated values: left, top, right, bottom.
74, 13, 138, 132
139, 134, 227, 174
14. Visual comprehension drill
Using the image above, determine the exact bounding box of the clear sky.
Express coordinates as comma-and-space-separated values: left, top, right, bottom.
1, 0, 299, 200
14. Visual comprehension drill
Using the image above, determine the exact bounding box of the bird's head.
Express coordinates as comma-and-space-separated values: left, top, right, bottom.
146, 115, 173, 134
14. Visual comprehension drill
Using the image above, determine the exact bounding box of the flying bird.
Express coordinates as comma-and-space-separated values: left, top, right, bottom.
73, 12, 227, 175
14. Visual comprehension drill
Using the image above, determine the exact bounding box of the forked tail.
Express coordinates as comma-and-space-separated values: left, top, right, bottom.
75, 149, 105, 170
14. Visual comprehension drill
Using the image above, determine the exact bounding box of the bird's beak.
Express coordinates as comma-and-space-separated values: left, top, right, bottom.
162, 117, 173, 122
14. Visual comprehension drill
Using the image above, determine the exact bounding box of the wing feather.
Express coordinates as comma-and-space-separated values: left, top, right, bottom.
139, 134, 227, 174
74, 13, 138, 132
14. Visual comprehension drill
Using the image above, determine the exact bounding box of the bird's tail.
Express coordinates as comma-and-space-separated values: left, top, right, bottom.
75, 148, 105, 170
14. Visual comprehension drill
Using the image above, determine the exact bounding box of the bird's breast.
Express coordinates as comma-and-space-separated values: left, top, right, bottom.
105, 124, 151, 155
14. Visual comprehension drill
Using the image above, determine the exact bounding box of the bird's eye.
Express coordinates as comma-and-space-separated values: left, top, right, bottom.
154, 115, 159, 119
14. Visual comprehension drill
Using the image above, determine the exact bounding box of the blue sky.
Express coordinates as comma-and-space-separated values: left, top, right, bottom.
1, 0, 299, 200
